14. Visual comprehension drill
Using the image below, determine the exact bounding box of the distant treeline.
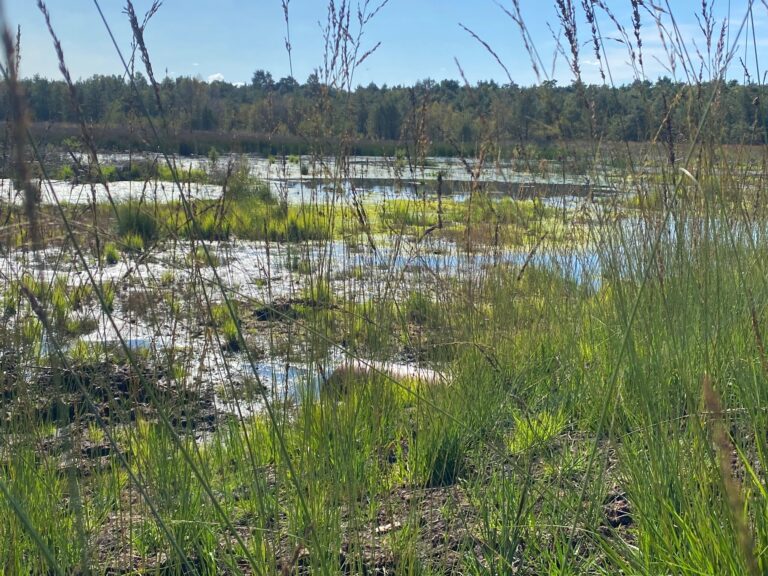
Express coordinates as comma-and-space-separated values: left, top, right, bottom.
7, 71, 768, 155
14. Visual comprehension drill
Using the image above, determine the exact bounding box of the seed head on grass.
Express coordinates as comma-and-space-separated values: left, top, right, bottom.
125, 1, 164, 115
1, 23, 40, 251
702, 375, 760, 576
630, 0, 644, 74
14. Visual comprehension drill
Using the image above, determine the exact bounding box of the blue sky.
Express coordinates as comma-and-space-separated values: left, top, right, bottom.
3, 1, 766, 87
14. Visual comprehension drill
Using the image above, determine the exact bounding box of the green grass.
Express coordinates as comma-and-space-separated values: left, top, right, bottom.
210, 301, 242, 351
7, 157, 768, 574
120, 232, 144, 253
116, 202, 159, 243
4, 181, 768, 573
5, 2, 768, 574
102, 242, 120, 265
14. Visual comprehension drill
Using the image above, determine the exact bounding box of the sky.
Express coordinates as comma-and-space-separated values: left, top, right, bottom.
2, 0, 766, 88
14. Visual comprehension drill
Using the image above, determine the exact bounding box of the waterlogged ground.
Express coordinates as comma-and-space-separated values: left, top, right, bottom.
93, 152, 618, 187
0, 151, 628, 459
1, 195, 755, 436
0, 226, 604, 424
0, 177, 222, 206
0, 152, 735, 430
1, 153, 624, 206
0, 150, 692, 435
4, 150, 768, 573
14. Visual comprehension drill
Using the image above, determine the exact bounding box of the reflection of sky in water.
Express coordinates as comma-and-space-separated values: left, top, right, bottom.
270, 179, 617, 206
2, 150, 625, 207
9, 153, 764, 415
0, 175, 618, 207
0, 178, 222, 206
86, 152, 616, 184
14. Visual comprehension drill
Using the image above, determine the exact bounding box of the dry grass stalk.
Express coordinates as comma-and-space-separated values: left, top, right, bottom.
281, 0, 294, 77
37, 0, 120, 260
125, 1, 164, 114
582, 0, 605, 82
0, 23, 40, 250
630, 0, 644, 74
37, 1, 99, 164
554, 0, 581, 82
702, 375, 760, 576
494, 0, 544, 81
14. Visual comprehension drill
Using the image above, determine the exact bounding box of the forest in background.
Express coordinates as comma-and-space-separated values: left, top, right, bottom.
7, 71, 768, 155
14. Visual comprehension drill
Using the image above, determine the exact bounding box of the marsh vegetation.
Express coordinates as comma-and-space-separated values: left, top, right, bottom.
1, 1, 768, 574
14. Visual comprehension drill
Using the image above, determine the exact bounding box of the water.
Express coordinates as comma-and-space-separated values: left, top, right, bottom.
20, 208, 763, 418
86, 152, 616, 186
0, 152, 628, 415
0, 178, 222, 206
22, 152, 624, 207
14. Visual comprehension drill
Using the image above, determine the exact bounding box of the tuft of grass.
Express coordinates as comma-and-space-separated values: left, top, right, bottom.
187, 245, 219, 267
410, 413, 467, 488
210, 302, 242, 352
102, 242, 120, 265
100, 280, 116, 313
507, 410, 566, 456
120, 233, 144, 253
116, 202, 158, 243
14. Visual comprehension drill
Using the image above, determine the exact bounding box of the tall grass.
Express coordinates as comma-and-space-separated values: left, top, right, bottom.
1, 0, 768, 574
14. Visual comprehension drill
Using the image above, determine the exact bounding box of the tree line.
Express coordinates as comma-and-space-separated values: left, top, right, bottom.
6, 70, 768, 154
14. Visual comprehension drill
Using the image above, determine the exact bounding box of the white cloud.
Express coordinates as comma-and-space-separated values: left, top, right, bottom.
207, 72, 225, 82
